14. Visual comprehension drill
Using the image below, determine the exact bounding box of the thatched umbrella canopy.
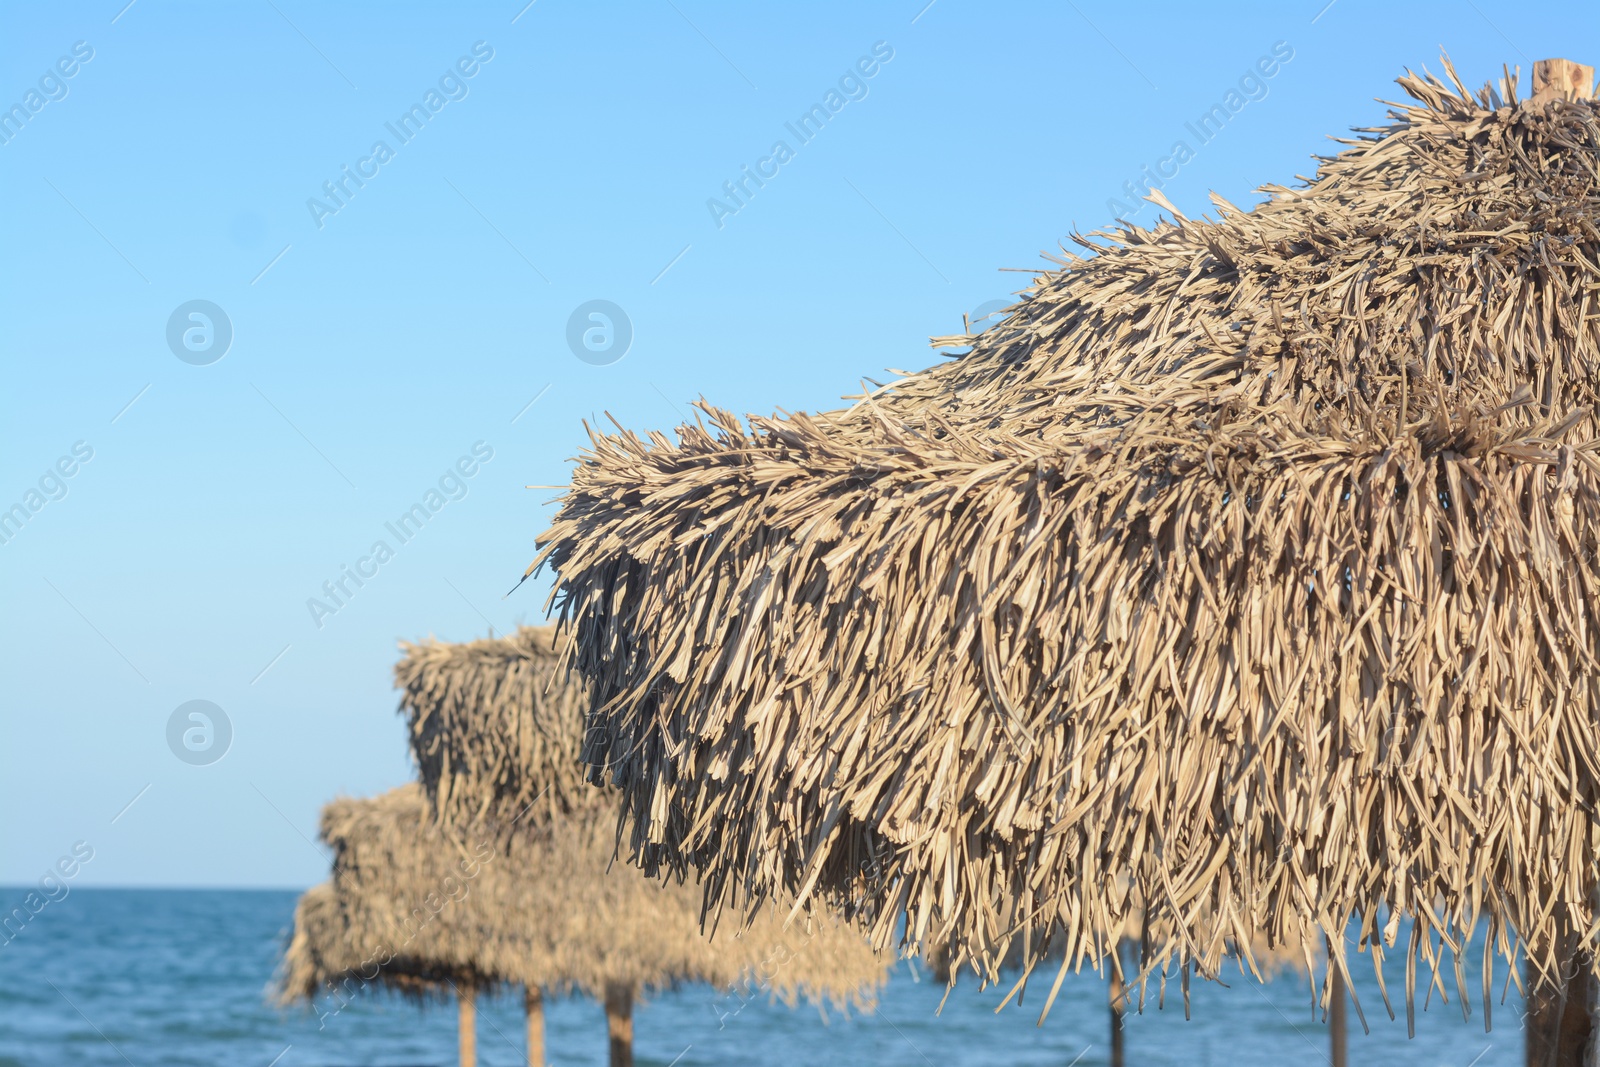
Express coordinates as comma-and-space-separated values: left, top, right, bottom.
529, 56, 1600, 1052
303, 781, 888, 1067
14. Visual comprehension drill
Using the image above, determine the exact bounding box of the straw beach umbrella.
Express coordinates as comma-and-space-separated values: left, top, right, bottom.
312, 787, 541, 1067
277, 881, 495, 1066
297, 779, 888, 1067
529, 57, 1600, 1063
391, 626, 893, 1063
400, 628, 1336, 1062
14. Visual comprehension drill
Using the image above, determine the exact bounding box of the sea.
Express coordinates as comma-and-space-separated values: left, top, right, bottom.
0, 889, 1522, 1066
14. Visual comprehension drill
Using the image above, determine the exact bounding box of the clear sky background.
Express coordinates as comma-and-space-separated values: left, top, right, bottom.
2, 0, 1594, 888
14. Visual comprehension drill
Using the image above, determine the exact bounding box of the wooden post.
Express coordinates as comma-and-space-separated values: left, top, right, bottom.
605, 982, 634, 1067
1108, 968, 1126, 1067
459, 987, 477, 1067
1525, 901, 1596, 1067
526, 986, 544, 1067
1525, 970, 1593, 1067
1531, 59, 1595, 101
1329, 966, 1348, 1067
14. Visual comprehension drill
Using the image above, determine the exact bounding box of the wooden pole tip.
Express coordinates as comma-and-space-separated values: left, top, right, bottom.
1532, 58, 1595, 100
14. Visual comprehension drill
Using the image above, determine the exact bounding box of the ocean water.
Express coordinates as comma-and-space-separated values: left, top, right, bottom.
0, 889, 1522, 1067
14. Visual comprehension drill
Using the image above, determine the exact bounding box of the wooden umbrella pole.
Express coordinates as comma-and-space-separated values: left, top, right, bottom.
1524, 968, 1593, 1065
1329, 966, 1348, 1067
1108, 967, 1126, 1067
526, 986, 544, 1067
459, 987, 477, 1067
1523, 971, 1591, 1067
605, 983, 634, 1067
1524, 902, 1596, 1067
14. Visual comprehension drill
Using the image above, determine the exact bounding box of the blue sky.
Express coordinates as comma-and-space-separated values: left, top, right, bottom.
2, 0, 1594, 887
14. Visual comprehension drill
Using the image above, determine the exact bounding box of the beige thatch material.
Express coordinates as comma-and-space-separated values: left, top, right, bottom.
528, 56, 1600, 1035
280, 780, 887, 1067
278, 879, 497, 1067
277, 881, 464, 1007
391, 627, 890, 1067
311, 783, 888, 1011
279, 882, 355, 1004
396, 626, 596, 828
